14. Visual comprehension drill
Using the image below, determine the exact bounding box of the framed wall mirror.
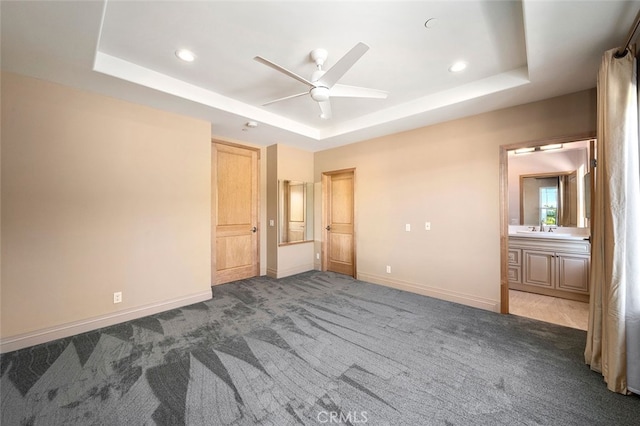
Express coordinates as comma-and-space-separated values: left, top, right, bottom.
520, 171, 578, 227
278, 180, 314, 244
508, 139, 592, 229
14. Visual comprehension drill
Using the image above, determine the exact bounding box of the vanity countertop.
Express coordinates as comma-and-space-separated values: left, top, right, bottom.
508, 231, 589, 241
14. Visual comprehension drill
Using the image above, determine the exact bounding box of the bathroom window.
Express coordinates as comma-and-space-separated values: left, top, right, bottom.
539, 186, 558, 225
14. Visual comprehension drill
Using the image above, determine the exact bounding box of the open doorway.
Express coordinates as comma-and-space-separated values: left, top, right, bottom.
499, 134, 595, 330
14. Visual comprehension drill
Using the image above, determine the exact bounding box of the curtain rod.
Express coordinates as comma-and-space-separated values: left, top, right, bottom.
616, 8, 640, 58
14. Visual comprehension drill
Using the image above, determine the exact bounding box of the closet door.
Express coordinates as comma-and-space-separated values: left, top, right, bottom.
323, 169, 355, 277
212, 143, 259, 285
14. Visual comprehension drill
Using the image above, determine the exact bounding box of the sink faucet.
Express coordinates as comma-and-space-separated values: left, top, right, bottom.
540, 221, 545, 232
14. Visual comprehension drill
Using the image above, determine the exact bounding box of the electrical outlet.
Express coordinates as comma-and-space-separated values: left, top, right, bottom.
386, 265, 391, 274
113, 292, 122, 304
269, 219, 275, 227
405, 224, 411, 232
425, 222, 431, 231
316, 253, 320, 260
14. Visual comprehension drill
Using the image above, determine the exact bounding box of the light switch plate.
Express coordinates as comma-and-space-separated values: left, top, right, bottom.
425, 222, 431, 231
405, 224, 411, 232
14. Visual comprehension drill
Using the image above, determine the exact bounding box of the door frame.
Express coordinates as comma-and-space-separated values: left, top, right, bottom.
321, 168, 357, 277
211, 139, 261, 285
499, 132, 595, 314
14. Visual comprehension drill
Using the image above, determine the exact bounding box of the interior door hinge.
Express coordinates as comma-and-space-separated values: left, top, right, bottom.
591, 158, 597, 168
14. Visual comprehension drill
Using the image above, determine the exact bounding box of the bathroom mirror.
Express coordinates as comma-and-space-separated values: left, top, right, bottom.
520, 171, 579, 227
278, 180, 314, 244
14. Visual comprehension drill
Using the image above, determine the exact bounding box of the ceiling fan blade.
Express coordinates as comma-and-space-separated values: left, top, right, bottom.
318, 101, 332, 119
262, 91, 308, 106
330, 84, 388, 99
316, 42, 369, 88
254, 56, 315, 88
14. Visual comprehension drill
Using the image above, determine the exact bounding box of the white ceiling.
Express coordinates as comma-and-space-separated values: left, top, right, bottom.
2, 1, 638, 152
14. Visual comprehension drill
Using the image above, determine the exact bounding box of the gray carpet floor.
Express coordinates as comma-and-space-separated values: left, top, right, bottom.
1, 271, 639, 425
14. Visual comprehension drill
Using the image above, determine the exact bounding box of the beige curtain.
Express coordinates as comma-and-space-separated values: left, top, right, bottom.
585, 46, 640, 394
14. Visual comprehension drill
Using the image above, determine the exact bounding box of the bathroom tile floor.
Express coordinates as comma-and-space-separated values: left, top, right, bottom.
509, 290, 589, 331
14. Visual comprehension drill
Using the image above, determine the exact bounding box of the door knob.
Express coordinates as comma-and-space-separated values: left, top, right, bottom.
325, 226, 331, 231
251, 226, 257, 233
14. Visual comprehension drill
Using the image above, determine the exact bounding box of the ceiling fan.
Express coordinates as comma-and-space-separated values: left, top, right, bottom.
254, 42, 388, 119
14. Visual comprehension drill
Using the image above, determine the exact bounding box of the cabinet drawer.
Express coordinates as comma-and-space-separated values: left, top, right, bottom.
508, 248, 521, 266
508, 266, 521, 284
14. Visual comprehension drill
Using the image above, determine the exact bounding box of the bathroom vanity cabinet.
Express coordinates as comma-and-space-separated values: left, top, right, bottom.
508, 235, 590, 303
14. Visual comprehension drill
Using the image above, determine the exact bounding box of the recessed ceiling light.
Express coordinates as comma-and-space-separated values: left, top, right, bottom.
448, 61, 467, 73
424, 18, 438, 29
175, 49, 196, 62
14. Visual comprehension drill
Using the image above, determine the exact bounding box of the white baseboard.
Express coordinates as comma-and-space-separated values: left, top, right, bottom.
0, 290, 212, 354
266, 268, 278, 279
357, 272, 500, 313
1, 275, 499, 353
276, 263, 315, 279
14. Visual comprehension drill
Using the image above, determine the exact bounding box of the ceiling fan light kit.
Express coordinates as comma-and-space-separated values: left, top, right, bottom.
310, 87, 330, 102
175, 49, 196, 62
254, 42, 388, 119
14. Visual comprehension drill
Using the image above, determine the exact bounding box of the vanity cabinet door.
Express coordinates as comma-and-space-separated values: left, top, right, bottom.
522, 250, 554, 288
556, 253, 590, 293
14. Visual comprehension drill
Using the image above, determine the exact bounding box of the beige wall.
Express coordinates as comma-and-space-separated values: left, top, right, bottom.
314, 89, 597, 311
266, 145, 279, 275
1, 73, 212, 350
0, 70, 597, 350
277, 144, 314, 181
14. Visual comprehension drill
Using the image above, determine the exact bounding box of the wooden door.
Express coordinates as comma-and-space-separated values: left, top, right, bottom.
323, 169, 356, 277
212, 143, 259, 285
